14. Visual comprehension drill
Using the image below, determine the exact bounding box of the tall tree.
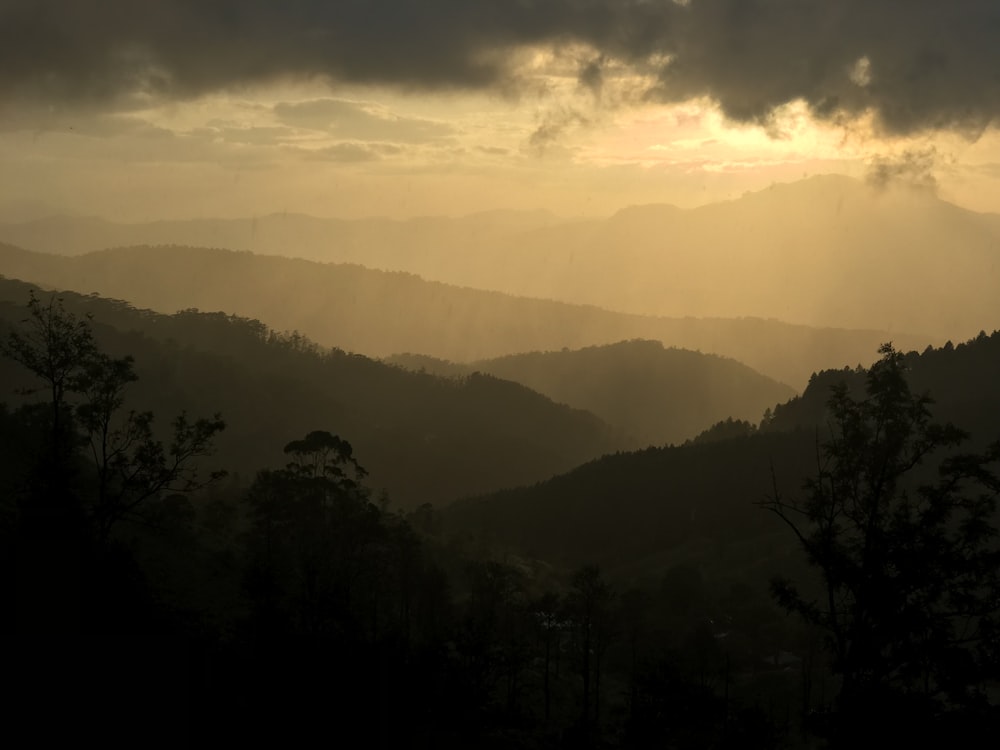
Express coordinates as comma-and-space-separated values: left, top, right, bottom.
763, 344, 1000, 743
567, 565, 616, 733
2, 291, 98, 513
531, 590, 563, 722
244, 430, 378, 636
2, 291, 225, 538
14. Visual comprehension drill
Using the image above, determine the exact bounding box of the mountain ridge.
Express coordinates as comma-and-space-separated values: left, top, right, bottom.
444, 330, 1000, 573
387, 339, 795, 446
3, 174, 995, 341
0, 241, 934, 389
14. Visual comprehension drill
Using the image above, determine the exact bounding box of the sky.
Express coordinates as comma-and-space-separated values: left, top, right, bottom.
2, 0, 1000, 222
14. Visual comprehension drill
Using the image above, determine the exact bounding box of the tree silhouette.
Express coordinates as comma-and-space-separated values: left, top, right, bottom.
2, 291, 98, 513
244, 430, 378, 637
763, 344, 1000, 743
567, 565, 616, 735
2, 291, 225, 539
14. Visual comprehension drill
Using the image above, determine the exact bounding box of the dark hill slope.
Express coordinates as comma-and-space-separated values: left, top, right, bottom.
764, 331, 1000, 448
0, 279, 618, 509
445, 432, 815, 577
445, 333, 1000, 574
0, 242, 931, 389
390, 340, 795, 446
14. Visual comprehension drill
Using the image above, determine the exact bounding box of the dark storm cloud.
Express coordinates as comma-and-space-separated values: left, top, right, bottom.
2, 1, 999, 136
646, 1, 1000, 138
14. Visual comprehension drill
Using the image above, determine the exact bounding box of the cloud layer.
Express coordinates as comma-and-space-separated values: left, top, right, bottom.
274, 98, 456, 143
2, 1, 999, 135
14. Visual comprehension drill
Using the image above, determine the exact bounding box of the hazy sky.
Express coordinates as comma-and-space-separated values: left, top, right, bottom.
2, 0, 1000, 221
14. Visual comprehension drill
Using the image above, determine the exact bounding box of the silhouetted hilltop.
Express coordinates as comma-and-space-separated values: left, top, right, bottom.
0, 278, 619, 508
764, 330, 1000, 449
0, 242, 929, 389
4, 175, 997, 341
389, 340, 795, 446
444, 332, 1000, 573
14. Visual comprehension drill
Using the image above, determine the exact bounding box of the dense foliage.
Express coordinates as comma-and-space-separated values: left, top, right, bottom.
764, 345, 1000, 745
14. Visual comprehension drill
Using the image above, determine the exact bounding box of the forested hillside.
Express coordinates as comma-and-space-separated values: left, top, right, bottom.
390, 340, 795, 446
445, 331, 1000, 571
764, 331, 1000, 448
0, 242, 931, 388
0, 279, 618, 508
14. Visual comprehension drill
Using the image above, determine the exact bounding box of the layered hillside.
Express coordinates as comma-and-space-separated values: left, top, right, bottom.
0, 279, 620, 508
4, 176, 997, 341
444, 332, 1000, 573
389, 340, 795, 446
0, 242, 930, 389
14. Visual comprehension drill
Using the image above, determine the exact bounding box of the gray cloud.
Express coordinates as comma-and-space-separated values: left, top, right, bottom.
274, 98, 455, 143
0, 106, 174, 137
865, 147, 940, 191
968, 162, 1000, 179
2, 1, 999, 136
529, 107, 589, 155
578, 57, 605, 98
302, 141, 405, 163
645, 1, 1000, 138
202, 121, 297, 146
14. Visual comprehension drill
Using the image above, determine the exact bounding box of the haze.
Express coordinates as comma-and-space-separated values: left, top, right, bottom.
3, 4, 1000, 745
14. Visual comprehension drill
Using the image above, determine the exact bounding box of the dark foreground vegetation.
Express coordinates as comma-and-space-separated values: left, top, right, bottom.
2, 288, 999, 748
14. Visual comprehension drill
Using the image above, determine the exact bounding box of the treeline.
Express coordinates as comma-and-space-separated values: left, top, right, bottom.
762, 331, 1000, 447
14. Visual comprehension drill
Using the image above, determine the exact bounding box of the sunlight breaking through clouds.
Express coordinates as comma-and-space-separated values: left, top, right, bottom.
0, 2, 999, 220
